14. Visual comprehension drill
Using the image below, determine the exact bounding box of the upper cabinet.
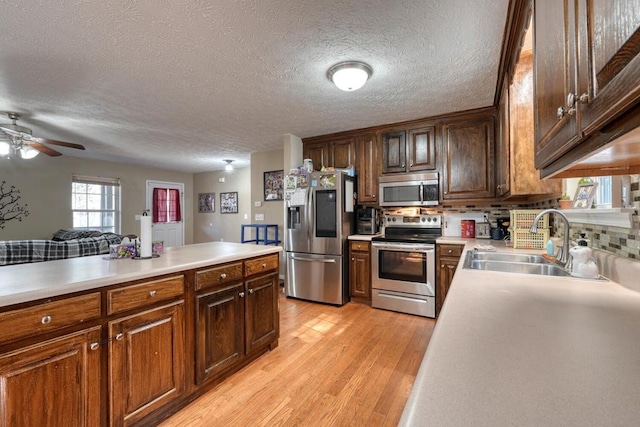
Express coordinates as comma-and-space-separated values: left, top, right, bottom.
303, 141, 329, 171
381, 126, 436, 174
302, 138, 355, 171
533, 0, 640, 176
441, 112, 495, 200
356, 133, 379, 204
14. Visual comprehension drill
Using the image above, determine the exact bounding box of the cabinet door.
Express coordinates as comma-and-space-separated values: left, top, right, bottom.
442, 116, 495, 200
303, 141, 329, 170
245, 273, 278, 355
330, 138, 356, 169
0, 327, 101, 427
436, 258, 459, 316
195, 283, 245, 384
349, 250, 371, 300
109, 301, 185, 427
381, 131, 407, 173
496, 78, 510, 197
357, 133, 379, 203
533, 0, 581, 168
407, 126, 436, 171
577, 0, 640, 135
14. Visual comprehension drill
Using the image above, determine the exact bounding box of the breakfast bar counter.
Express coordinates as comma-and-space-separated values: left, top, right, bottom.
400, 240, 640, 426
0, 241, 282, 308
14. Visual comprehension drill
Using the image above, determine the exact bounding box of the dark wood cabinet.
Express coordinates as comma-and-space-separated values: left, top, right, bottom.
533, 0, 640, 172
196, 283, 245, 384
441, 114, 495, 200
382, 127, 436, 174
303, 141, 329, 171
245, 272, 279, 354
349, 241, 371, 303
109, 301, 185, 427
330, 138, 356, 169
496, 78, 511, 198
436, 244, 463, 316
356, 133, 379, 204
0, 327, 102, 427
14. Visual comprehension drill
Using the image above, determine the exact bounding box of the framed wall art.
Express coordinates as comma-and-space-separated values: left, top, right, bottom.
198, 192, 215, 213
264, 170, 284, 201
220, 191, 238, 214
572, 182, 598, 209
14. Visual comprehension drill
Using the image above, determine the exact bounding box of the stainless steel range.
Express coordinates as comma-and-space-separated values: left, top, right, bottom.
371, 214, 441, 318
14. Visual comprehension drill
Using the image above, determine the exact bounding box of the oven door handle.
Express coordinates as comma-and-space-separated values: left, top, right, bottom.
372, 243, 434, 253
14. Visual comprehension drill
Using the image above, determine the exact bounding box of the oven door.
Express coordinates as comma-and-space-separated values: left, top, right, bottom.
371, 242, 435, 296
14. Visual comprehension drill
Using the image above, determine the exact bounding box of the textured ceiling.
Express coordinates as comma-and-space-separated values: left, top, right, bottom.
0, 0, 509, 173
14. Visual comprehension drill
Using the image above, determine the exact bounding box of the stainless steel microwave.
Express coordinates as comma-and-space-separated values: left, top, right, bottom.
378, 172, 439, 207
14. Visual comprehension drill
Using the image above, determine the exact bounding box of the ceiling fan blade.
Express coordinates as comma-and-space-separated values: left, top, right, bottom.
31, 136, 86, 150
0, 127, 23, 138
28, 141, 63, 156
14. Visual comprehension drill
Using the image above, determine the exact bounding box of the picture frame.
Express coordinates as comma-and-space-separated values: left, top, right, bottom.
572, 182, 598, 209
220, 191, 238, 214
264, 170, 284, 201
198, 192, 215, 213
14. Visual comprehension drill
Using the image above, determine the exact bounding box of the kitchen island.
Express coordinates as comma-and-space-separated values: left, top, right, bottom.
400, 239, 640, 426
0, 242, 282, 427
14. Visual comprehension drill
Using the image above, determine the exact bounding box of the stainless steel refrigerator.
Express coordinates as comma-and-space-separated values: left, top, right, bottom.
285, 171, 355, 305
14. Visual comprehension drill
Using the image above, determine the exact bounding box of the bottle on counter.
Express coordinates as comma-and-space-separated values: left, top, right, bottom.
546, 239, 554, 256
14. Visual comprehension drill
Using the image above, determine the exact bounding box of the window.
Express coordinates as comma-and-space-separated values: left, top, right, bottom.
72, 175, 120, 233
565, 176, 632, 209
593, 176, 612, 208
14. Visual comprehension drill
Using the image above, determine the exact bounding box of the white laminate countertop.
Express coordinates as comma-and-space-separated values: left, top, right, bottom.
400, 241, 640, 426
348, 234, 381, 241
0, 242, 282, 308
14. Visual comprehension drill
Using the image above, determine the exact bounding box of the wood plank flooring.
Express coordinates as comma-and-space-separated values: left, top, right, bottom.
161, 292, 435, 427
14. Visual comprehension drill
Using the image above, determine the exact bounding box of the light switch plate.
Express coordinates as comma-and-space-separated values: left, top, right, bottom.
254, 201, 262, 207
255, 213, 264, 221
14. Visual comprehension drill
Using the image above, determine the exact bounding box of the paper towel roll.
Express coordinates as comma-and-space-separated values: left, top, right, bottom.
140, 214, 152, 258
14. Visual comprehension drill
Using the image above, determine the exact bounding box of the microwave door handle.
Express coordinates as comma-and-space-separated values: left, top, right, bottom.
419, 183, 424, 203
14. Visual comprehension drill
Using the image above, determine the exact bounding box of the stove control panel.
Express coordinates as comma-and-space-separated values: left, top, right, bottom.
384, 214, 441, 228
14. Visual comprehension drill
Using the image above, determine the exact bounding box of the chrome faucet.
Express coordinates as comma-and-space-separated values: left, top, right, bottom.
530, 209, 572, 269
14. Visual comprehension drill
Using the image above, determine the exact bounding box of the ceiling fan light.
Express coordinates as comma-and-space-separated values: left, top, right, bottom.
20, 145, 39, 159
327, 61, 372, 91
0, 141, 10, 156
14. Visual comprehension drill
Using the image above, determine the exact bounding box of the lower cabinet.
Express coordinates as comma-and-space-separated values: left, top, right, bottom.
245, 272, 279, 354
109, 301, 185, 427
436, 244, 463, 316
0, 326, 102, 427
349, 241, 371, 303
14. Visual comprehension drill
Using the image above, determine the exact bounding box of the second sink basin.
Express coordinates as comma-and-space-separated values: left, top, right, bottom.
464, 259, 572, 277
468, 251, 549, 264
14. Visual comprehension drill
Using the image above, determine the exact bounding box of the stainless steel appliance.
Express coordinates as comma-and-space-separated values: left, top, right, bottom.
357, 207, 378, 235
378, 172, 439, 207
371, 213, 442, 318
285, 171, 355, 305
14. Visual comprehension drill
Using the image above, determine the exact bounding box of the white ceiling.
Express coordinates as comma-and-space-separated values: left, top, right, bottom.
0, 0, 509, 173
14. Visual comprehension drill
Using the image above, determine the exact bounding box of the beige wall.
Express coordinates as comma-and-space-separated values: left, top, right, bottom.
0, 155, 193, 242
193, 167, 252, 243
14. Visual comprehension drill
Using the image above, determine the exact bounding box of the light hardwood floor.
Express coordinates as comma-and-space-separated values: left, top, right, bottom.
161, 292, 435, 426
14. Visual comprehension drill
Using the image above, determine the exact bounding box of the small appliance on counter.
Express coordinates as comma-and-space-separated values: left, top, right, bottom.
491, 217, 511, 240
460, 220, 476, 238
475, 222, 491, 239
357, 207, 378, 235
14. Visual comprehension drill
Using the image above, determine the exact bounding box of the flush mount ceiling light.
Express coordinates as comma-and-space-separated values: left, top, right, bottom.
224, 159, 234, 171
327, 61, 373, 91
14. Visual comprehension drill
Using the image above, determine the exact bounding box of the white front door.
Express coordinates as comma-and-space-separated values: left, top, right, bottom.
146, 180, 185, 247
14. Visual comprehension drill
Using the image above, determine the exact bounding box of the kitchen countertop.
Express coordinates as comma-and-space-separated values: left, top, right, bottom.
348, 234, 381, 241
400, 241, 640, 426
0, 242, 282, 308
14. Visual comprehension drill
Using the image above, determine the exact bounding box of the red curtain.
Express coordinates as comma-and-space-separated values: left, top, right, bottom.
153, 188, 181, 223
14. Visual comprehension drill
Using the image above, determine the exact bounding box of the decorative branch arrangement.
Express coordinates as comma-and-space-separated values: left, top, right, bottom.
0, 180, 30, 229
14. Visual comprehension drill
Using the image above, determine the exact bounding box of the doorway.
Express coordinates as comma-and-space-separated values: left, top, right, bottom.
146, 180, 185, 247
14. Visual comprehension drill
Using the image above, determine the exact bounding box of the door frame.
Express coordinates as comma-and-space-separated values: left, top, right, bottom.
146, 180, 185, 246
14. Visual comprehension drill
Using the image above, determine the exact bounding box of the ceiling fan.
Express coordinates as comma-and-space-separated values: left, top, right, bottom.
0, 112, 86, 159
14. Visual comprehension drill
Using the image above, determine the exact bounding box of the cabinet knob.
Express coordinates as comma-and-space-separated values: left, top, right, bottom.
401, 163, 405, 168
115, 333, 124, 341
262, 263, 267, 268
90, 342, 100, 351
557, 106, 566, 119
410, 162, 414, 167
41, 315, 52, 324
579, 93, 590, 104
447, 249, 452, 254
220, 273, 227, 279
373, 194, 376, 198
239, 291, 245, 298
149, 290, 157, 297
249, 288, 254, 294
352, 257, 355, 261
441, 264, 445, 268
566, 92, 577, 108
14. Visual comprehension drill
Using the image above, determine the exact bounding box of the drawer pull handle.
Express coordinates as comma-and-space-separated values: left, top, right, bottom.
262, 263, 267, 268
249, 288, 254, 294
149, 290, 157, 297
41, 315, 52, 324
220, 273, 227, 279
115, 333, 124, 341
239, 291, 245, 298
90, 342, 100, 351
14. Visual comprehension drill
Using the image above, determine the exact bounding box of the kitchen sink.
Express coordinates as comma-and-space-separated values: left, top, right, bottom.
468, 252, 549, 264
464, 258, 572, 277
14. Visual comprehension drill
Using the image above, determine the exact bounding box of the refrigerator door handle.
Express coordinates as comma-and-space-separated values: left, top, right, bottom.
290, 256, 336, 263
308, 187, 314, 241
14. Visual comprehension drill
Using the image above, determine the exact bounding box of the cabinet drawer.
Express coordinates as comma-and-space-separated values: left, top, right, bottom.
195, 262, 243, 291
437, 244, 463, 258
245, 254, 279, 277
107, 276, 184, 315
0, 293, 101, 343
350, 241, 370, 252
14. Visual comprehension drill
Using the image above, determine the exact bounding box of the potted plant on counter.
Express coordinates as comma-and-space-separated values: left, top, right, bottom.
559, 194, 572, 209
